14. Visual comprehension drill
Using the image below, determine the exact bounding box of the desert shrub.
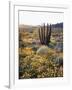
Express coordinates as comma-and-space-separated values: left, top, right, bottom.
55, 42, 63, 52
36, 45, 56, 57
49, 54, 63, 67
48, 43, 55, 49
48, 40, 56, 49
19, 47, 35, 56
36, 45, 49, 55
55, 57, 63, 66
31, 45, 40, 51
19, 53, 63, 79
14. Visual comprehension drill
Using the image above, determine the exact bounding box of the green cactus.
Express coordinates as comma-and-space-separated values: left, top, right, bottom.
39, 23, 51, 45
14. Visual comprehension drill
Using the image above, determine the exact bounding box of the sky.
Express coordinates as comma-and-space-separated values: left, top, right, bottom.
19, 11, 64, 26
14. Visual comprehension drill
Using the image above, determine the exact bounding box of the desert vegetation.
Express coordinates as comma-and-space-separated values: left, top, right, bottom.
19, 23, 63, 79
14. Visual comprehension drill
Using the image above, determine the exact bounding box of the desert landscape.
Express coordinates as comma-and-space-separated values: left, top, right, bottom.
19, 23, 63, 79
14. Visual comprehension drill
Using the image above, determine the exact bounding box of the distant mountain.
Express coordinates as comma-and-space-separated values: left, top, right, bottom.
52, 23, 63, 28
19, 24, 40, 32
19, 23, 63, 32
19, 24, 33, 29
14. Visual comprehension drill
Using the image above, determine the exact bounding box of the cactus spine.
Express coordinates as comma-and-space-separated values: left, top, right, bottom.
39, 23, 51, 45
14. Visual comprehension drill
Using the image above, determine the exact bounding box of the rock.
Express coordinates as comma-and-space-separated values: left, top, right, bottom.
36, 45, 49, 55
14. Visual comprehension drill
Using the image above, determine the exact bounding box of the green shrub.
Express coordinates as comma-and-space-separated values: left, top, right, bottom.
19, 54, 63, 79
36, 45, 49, 55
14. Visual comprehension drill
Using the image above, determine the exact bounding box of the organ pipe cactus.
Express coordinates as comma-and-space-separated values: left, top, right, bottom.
39, 23, 51, 45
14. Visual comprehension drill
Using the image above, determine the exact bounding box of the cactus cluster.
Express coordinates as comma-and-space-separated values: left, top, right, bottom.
39, 23, 51, 45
